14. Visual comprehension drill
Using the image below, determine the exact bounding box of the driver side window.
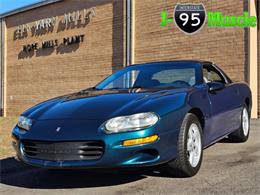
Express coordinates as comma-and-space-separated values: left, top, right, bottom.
203, 67, 225, 84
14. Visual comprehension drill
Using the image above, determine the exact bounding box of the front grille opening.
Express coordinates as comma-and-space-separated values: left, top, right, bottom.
21, 140, 105, 161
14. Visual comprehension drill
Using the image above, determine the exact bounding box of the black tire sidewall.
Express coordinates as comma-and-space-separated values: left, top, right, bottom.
168, 113, 203, 177
240, 105, 250, 140
228, 104, 250, 142
182, 114, 203, 175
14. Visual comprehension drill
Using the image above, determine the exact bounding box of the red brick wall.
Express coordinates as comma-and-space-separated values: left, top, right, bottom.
134, 0, 247, 83
5, 0, 125, 116
4, 0, 255, 117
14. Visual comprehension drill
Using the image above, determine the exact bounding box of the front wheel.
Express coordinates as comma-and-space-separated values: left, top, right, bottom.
166, 113, 203, 177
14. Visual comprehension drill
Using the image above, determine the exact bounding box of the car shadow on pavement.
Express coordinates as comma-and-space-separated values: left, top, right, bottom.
0, 157, 150, 189
218, 138, 243, 143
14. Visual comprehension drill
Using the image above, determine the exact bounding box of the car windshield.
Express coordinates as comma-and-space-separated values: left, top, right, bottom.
95, 63, 198, 90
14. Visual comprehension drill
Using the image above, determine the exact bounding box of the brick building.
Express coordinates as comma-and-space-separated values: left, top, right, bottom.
0, 0, 259, 117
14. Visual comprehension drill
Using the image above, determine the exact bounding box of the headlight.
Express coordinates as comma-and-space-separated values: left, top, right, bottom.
104, 112, 159, 133
17, 116, 32, 131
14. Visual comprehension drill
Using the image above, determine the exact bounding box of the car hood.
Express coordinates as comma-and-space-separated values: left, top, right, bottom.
24, 88, 189, 120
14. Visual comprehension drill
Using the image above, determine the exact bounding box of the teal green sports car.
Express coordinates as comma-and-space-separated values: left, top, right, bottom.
12, 60, 251, 177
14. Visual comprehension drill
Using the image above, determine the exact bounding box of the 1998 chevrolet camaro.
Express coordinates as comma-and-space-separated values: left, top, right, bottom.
12, 60, 251, 177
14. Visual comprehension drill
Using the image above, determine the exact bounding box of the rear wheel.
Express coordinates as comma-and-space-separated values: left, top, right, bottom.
166, 113, 203, 177
228, 105, 250, 142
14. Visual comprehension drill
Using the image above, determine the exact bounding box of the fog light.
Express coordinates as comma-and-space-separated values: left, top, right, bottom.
123, 135, 159, 146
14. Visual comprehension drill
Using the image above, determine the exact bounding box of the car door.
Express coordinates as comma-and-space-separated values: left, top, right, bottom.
203, 65, 240, 142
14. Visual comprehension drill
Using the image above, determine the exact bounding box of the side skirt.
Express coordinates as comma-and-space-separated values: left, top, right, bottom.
203, 128, 240, 149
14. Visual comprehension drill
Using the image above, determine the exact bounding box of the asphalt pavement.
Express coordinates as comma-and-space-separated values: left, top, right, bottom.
0, 120, 259, 195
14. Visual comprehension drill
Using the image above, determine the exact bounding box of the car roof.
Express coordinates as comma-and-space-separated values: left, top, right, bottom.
131, 60, 213, 67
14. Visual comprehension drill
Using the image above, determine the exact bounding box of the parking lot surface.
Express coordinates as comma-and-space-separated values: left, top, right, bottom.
0, 120, 259, 195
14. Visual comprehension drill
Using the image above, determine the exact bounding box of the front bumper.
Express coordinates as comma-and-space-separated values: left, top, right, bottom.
12, 126, 178, 169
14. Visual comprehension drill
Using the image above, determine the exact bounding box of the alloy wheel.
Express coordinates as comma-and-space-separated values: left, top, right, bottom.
187, 123, 202, 168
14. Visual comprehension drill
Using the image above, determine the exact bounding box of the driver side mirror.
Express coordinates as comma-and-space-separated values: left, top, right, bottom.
207, 81, 225, 92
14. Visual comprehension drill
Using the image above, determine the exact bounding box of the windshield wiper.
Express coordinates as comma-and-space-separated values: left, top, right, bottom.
107, 87, 122, 90
128, 86, 144, 89
102, 86, 144, 90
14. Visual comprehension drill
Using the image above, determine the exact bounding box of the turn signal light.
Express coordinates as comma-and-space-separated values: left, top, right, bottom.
123, 135, 159, 146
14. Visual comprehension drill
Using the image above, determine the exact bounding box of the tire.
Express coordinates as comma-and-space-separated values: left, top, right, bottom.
166, 113, 203, 177
228, 105, 250, 142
